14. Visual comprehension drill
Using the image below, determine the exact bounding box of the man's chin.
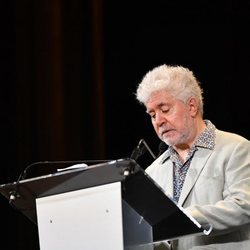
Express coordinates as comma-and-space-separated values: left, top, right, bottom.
161, 138, 172, 146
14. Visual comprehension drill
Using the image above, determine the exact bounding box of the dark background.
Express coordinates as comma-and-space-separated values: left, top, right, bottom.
1, 1, 250, 249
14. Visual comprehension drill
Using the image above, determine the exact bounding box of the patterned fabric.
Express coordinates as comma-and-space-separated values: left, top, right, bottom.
161, 120, 216, 203
172, 147, 197, 202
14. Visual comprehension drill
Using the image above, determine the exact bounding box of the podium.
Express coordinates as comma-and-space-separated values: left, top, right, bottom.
0, 158, 211, 249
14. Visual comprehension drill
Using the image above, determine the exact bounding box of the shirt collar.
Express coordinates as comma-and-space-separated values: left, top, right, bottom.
160, 120, 216, 164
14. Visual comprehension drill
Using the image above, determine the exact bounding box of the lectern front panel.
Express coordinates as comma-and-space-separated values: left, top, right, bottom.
36, 182, 124, 250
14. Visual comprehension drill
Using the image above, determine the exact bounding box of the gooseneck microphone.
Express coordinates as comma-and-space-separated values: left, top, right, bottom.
130, 139, 156, 161
17, 159, 110, 182
17, 161, 50, 182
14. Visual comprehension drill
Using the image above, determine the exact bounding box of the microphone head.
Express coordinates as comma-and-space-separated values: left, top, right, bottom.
130, 142, 146, 160
130, 139, 155, 161
158, 141, 168, 156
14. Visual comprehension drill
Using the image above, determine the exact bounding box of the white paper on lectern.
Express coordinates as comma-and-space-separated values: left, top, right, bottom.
36, 182, 124, 250
56, 163, 88, 172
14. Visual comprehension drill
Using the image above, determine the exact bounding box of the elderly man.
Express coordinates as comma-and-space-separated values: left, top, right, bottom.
135, 65, 250, 250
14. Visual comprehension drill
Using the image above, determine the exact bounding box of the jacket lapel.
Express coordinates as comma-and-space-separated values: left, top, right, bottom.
163, 161, 174, 197
178, 147, 213, 206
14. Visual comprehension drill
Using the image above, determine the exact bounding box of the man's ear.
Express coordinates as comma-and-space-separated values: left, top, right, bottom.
188, 97, 199, 117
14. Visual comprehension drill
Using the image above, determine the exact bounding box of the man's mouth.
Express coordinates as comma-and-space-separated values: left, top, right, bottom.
160, 129, 171, 137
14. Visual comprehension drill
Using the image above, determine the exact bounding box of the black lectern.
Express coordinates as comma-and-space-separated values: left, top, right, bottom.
0, 158, 211, 250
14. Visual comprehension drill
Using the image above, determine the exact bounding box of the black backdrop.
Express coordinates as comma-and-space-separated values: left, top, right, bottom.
1, 1, 250, 249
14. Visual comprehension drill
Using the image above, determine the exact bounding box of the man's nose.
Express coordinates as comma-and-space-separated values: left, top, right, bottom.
155, 112, 165, 126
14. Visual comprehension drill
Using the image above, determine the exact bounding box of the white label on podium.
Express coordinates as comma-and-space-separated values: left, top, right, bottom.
36, 182, 124, 250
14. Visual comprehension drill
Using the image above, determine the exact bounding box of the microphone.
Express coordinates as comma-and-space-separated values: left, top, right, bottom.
130, 139, 156, 161
17, 159, 111, 182
158, 141, 168, 156
17, 161, 50, 182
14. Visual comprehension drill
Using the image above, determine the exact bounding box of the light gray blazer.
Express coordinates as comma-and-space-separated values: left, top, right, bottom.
146, 129, 250, 250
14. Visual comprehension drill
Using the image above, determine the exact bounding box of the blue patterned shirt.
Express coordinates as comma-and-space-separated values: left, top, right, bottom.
161, 120, 216, 203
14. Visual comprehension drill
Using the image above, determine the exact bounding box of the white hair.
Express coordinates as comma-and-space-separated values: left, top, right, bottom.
136, 64, 204, 115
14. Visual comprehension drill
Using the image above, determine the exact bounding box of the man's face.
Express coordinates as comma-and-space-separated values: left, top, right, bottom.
146, 90, 196, 148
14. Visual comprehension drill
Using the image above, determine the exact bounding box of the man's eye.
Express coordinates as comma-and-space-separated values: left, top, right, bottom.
149, 113, 156, 119
161, 109, 169, 113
